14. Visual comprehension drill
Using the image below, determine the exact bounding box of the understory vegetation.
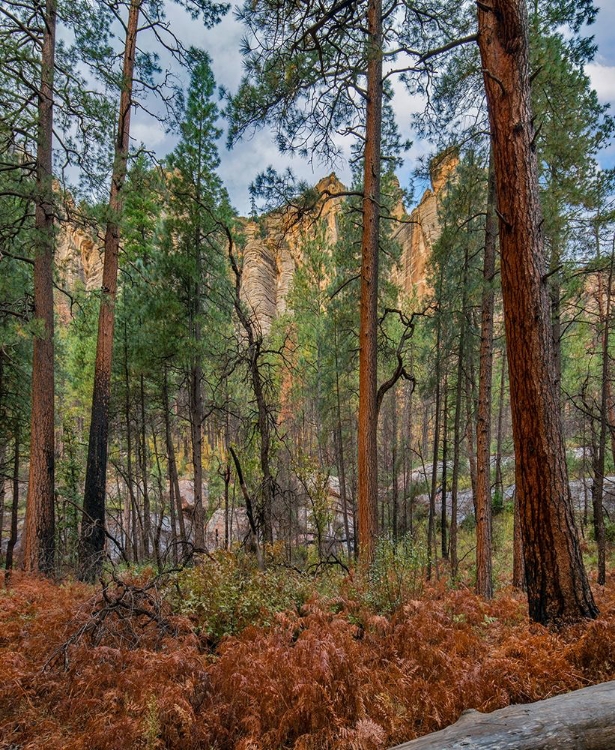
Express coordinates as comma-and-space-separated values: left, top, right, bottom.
2, 0, 615, 745
2, 520, 615, 750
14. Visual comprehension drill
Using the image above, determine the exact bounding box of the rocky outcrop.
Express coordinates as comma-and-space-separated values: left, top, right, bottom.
53, 154, 456, 329
240, 153, 457, 332
392, 150, 457, 299
240, 173, 347, 333
55, 221, 102, 322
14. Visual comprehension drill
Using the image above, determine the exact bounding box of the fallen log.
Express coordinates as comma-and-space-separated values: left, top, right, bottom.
390, 680, 615, 749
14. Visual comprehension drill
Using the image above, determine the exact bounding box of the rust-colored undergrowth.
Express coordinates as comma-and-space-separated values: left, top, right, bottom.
2, 570, 615, 749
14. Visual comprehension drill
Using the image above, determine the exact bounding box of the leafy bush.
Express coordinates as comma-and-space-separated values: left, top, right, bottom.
172, 550, 316, 643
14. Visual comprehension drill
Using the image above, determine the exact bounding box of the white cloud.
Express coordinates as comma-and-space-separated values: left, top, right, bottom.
143, 3, 615, 214
587, 63, 615, 105
131, 121, 166, 149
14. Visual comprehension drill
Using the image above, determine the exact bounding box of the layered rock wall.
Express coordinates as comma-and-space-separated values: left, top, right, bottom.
240, 154, 455, 331
54, 155, 455, 329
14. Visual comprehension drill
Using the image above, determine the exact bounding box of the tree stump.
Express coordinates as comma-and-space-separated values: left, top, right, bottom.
390, 681, 615, 749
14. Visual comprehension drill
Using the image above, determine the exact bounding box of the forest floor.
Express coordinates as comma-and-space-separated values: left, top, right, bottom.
1, 542, 615, 750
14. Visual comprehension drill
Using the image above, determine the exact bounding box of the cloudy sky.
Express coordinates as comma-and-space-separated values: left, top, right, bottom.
133, 2, 615, 216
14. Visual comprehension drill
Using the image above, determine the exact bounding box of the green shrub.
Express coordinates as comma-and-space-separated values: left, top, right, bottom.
172, 551, 315, 643
350, 536, 428, 615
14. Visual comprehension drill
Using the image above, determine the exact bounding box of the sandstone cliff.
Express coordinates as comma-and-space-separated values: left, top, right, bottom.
240, 153, 456, 332
55, 221, 102, 321
239, 172, 346, 333
54, 153, 455, 328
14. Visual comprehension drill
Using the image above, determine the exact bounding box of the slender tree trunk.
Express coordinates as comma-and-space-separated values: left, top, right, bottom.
80, 0, 141, 581
131, 493, 140, 564
24, 0, 56, 575
592, 253, 613, 586
391, 387, 399, 544
121, 322, 139, 560
441, 376, 449, 560
406, 383, 413, 537
230, 446, 264, 569
5, 428, 20, 575
357, 0, 382, 565
494, 348, 506, 502
162, 370, 187, 558
254, 366, 274, 545
477, 0, 597, 624
428, 312, 442, 580
450, 339, 464, 579
475, 155, 498, 599
334, 352, 352, 558
167, 447, 178, 565
139, 374, 151, 556
150, 422, 166, 569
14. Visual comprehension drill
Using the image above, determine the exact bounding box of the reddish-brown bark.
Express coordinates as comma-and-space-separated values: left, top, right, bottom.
23, 0, 57, 575
80, 0, 142, 581
357, 0, 382, 565
477, 0, 597, 624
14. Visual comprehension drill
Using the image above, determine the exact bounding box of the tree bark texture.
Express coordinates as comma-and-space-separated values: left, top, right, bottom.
23, 0, 57, 575
357, 0, 382, 565
475, 155, 497, 599
391, 680, 615, 750
80, 0, 141, 581
476, 0, 597, 625
428, 296, 443, 579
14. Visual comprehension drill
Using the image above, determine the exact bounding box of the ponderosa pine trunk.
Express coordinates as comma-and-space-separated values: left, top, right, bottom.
440, 377, 448, 560
357, 0, 382, 565
475, 155, 498, 599
477, 0, 597, 625
80, 0, 141, 582
23, 0, 56, 575
139, 374, 151, 557
428, 308, 443, 580
189, 359, 206, 550
334, 337, 352, 557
